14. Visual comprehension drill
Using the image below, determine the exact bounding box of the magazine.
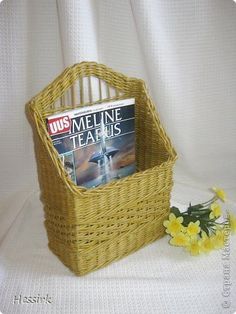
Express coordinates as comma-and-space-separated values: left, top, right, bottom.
46, 98, 135, 188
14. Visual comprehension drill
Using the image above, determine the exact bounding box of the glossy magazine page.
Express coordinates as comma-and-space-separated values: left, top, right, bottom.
46, 98, 135, 188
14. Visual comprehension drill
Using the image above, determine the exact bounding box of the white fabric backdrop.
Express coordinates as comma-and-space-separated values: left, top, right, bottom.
1, 0, 236, 200
0, 1, 236, 313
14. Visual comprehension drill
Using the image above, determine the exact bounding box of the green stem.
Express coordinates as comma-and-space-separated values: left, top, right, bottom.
190, 208, 210, 213
209, 227, 216, 235
201, 196, 217, 206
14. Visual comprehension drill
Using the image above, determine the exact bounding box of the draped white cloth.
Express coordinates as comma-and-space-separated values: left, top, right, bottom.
0, 1, 236, 313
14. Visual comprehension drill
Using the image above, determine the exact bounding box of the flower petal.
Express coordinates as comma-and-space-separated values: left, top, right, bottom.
169, 213, 176, 221
163, 220, 169, 228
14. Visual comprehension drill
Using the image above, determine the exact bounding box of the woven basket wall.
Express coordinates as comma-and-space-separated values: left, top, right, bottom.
26, 62, 177, 276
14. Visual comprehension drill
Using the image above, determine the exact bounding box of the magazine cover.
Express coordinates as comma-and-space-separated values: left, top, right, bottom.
46, 98, 135, 188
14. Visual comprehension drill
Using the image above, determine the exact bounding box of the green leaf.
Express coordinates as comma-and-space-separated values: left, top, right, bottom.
170, 206, 181, 217
191, 204, 204, 210
200, 225, 209, 236
182, 215, 198, 227
189, 210, 210, 219
199, 212, 211, 220
187, 203, 204, 214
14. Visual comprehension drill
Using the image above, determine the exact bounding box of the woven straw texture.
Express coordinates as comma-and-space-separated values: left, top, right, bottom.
26, 62, 177, 276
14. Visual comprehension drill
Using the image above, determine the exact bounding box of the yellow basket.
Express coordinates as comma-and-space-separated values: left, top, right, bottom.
26, 62, 177, 276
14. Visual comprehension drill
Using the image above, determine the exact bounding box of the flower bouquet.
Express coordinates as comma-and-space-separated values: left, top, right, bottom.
163, 187, 236, 255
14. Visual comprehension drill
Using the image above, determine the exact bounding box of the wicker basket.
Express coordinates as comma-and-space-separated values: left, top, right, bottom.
26, 62, 177, 276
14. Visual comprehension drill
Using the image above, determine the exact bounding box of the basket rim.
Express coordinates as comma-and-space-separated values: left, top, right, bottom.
26, 61, 177, 196
28, 61, 143, 113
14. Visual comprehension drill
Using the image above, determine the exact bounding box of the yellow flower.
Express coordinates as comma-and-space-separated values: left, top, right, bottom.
211, 229, 225, 249
212, 187, 226, 202
199, 232, 214, 253
209, 202, 222, 219
186, 221, 201, 237
169, 232, 190, 247
163, 213, 184, 236
228, 212, 236, 234
186, 240, 202, 256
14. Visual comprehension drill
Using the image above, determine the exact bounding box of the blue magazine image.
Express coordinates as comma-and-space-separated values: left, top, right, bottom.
46, 98, 135, 189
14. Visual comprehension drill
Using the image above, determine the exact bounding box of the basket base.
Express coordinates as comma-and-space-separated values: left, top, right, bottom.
47, 219, 167, 276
